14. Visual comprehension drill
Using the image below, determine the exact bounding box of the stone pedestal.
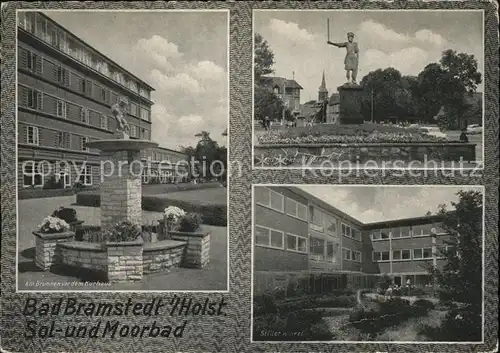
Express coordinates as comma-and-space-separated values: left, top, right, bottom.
106, 239, 144, 282
33, 231, 75, 270
170, 230, 211, 268
338, 83, 364, 124
85, 139, 158, 231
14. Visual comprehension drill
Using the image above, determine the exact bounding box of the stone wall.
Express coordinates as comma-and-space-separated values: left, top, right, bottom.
254, 142, 476, 166
143, 240, 186, 274
170, 231, 211, 268
34, 231, 75, 270
59, 242, 107, 273
106, 240, 144, 282
34, 230, 211, 282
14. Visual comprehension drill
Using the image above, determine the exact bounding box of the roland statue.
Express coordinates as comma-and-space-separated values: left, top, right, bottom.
327, 32, 360, 85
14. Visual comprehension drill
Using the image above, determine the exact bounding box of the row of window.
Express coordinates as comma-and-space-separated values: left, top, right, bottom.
19, 85, 151, 139
254, 224, 362, 265
370, 224, 445, 241
255, 187, 361, 241
23, 125, 91, 153
19, 47, 151, 122
255, 225, 308, 253
372, 247, 451, 262
22, 160, 92, 188
18, 12, 152, 100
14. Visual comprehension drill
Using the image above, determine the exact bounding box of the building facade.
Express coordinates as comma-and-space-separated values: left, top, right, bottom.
253, 186, 452, 294
17, 12, 186, 189
261, 76, 303, 114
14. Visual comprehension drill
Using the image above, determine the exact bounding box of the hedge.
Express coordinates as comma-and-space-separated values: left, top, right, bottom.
18, 187, 98, 200
76, 192, 227, 227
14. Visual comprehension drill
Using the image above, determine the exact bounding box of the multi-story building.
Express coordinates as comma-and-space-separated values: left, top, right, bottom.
261, 76, 302, 114
253, 186, 453, 294
17, 12, 187, 189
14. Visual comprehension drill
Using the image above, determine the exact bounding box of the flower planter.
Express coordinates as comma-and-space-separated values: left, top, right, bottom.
105, 239, 144, 282
157, 218, 179, 241
169, 230, 211, 268
33, 230, 75, 270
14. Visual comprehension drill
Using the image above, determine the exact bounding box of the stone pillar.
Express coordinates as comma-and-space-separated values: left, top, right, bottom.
170, 231, 211, 268
106, 239, 144, 282
33, 231, 75, 270
100, 150, 142, 230
338, 84, 364, 124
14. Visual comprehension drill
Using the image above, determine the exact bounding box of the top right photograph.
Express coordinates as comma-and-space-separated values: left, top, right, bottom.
253, 10, 484, 170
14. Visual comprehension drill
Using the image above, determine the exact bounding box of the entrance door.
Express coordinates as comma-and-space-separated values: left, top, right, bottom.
58, 172, 71, 188
394, 276, 402, 286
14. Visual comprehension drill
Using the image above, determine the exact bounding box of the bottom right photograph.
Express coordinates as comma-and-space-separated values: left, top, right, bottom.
251, 184, 484, 343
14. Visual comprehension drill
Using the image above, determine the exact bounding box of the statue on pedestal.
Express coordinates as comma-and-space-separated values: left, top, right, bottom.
111, 97, 130, 139
327, 31, 359, 85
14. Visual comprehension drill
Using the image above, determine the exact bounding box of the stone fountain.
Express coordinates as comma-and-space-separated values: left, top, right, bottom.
85, 97, 158, 230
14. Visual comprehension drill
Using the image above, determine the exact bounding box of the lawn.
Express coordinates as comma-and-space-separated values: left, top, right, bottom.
163, 188, 227, 206
17, 195, 228, 291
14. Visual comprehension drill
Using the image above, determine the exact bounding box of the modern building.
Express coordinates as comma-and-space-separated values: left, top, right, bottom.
17, 12, 187, 190
253, 186, 453, 294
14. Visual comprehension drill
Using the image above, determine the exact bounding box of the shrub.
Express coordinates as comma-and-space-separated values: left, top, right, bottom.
391, 288, 402, 296
400, 286, 409, 296
104, 220, 142, 242
377, 274, 392, 291
73, 181, 86, 189
419, 306, 482, 341
37, 216, 70, 234
51, 207, 78, 223
178, 213, 202, 232
81, 228, 106, 243
253, 293, 278, 316
411, 299, 435, 315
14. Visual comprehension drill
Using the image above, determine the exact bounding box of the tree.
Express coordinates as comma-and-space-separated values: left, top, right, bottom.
254, 85, 285, 122
360, 68, 414, 121
254, 33, 275, 84
181, 131, 227, 182
440, 49, 482, 93
412, 50, 482, 128
424, 190, 483, 341
254, 33, 287, 122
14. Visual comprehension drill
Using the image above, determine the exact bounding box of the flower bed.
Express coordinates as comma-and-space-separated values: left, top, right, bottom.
257, 129, 451, 145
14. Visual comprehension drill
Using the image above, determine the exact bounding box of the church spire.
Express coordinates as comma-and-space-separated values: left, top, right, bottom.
319, 71, 327, 91
318, 70, 328, 102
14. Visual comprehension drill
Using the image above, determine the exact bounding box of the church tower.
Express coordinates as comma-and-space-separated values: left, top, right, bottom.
318, 71, 328, 102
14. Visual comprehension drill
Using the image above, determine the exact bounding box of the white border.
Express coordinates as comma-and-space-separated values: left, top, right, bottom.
251, 9, 485, 170
250, 184, 485, 344
15, 8, 230, 293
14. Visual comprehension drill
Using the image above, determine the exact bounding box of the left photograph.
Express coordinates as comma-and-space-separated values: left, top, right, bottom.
16, 10, 229, 292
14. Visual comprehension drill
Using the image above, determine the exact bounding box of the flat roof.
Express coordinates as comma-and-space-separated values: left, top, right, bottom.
35, 12, 154, 91
284, 186, 448, 229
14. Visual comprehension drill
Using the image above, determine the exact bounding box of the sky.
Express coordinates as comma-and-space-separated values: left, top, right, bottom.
44, 10, 228, 150
254, 10, 484, 104
297, 185, 483, 223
